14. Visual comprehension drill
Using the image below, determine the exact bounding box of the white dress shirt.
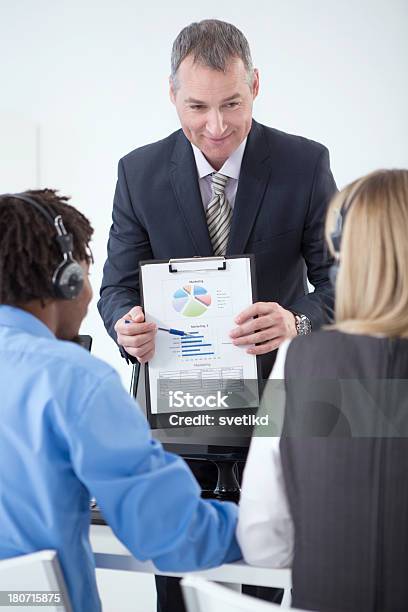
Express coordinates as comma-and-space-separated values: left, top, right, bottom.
192, 138, 247, 211
237, 339, 295, 568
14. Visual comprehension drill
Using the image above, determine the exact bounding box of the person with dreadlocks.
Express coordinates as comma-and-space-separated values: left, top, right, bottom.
0, 189, 240, 612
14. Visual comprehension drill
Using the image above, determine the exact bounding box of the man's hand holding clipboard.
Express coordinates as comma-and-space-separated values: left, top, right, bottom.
114, 305, 157, 364
115, 305, 196, 364
229, 302, 297, 356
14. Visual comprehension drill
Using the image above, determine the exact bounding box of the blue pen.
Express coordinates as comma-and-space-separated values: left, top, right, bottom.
124, 320, 190, 337
158, 327, 192, 337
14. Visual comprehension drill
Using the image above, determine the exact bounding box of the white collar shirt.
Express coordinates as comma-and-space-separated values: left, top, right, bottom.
192, 138, 247, 211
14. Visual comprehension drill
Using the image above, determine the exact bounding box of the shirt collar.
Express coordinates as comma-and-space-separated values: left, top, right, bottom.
0, 305, 55, 340
192, 137, 247, 180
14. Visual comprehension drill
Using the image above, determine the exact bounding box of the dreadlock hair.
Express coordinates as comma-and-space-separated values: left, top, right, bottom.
0, 189, 93, 305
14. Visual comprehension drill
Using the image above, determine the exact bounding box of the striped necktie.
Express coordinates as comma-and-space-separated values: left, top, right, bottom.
206, 172, 232, 256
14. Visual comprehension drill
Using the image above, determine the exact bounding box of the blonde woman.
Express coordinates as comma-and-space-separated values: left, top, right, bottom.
237, 169, 408, 612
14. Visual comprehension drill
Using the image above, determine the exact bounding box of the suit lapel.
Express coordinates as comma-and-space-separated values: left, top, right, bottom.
170, 131, 213, 256
227, 120, 272, 255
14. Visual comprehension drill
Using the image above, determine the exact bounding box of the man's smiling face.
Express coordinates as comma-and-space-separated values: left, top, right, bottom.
170, 55, 259, 170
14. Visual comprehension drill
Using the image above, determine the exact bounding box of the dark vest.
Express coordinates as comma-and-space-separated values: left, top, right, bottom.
280, 330, 408, 612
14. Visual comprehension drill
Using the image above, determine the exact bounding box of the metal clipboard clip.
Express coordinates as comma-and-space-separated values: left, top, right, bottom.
168, 256, 227, 273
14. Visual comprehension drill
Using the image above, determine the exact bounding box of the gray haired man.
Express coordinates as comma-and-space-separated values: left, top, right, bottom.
99, 18, 337, 612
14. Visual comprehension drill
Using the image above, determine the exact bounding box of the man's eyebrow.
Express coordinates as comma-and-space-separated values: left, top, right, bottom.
184, 97, 206, 104
184, 94, 241, 104
221, 93, 241, 102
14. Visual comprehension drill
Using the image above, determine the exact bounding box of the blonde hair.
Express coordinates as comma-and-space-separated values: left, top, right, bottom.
325, 169, 408, 337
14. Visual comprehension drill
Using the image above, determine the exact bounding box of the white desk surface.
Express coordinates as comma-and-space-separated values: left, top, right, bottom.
90, 524, 292, 590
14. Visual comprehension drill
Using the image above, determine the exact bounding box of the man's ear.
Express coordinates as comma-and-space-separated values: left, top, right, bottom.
251, 68, 260, 100
169, 76, 176, 105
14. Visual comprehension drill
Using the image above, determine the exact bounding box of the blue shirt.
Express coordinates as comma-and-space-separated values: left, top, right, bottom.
0, 306, 241, 611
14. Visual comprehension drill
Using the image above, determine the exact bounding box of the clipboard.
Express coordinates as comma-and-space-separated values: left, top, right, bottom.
139, 255, 261, 429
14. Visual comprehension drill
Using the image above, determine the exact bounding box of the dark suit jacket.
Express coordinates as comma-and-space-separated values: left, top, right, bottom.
98, 119, 337, 378
281, 331, 408, 612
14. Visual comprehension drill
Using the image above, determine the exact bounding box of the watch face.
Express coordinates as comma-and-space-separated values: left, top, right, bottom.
296, 315, 311, 335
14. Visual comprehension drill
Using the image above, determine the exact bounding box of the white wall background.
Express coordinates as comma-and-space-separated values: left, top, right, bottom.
0, 1, 407, 609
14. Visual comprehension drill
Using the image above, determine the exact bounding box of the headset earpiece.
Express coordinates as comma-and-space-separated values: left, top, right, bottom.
329, 206, 346, 287
52, 260, 84, 299
51, 215, 84, 299
328, 182, 365, 287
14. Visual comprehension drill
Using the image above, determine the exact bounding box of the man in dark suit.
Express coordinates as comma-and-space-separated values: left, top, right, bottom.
98, 18, 336, 611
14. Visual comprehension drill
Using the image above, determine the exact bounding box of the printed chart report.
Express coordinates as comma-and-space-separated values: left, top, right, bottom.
140, 257, 259, 414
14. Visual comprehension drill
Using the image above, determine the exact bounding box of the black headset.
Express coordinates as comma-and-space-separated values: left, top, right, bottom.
329, 182, 365, 287
329, 204, 347, 287
2, 193, 84, 300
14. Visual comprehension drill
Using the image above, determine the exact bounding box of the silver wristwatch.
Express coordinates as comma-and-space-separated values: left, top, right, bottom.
294, 313, 312, 335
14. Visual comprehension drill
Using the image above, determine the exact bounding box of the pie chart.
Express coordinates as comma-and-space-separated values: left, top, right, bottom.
173, 284, 212, 317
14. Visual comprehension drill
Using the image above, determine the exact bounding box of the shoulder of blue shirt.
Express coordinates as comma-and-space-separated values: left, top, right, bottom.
9, 327, 122, 394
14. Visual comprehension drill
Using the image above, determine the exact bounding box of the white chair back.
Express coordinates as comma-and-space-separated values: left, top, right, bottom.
181, 575, 307, 612
0, 550, 72, 611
